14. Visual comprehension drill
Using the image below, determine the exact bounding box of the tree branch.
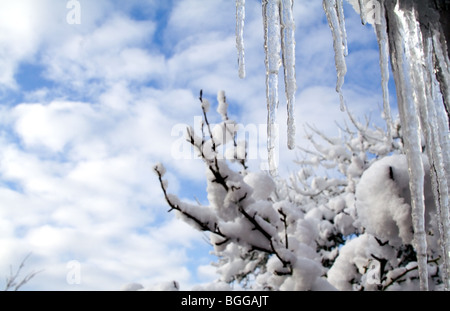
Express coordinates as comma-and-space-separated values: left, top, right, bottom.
4, 253, 43, 291
154, 165, 225, 238
382, 257, 441, 291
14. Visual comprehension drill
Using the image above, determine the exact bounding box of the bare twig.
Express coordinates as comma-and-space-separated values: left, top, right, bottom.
4, 253, 43, 291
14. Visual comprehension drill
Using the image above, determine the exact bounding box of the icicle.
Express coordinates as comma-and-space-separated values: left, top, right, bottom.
424, 35, 450, 291
236, 0, 246, 79
323, 0, 348, 111
358, 0, 367, 25
432, 29, 450, 126
386, 2, 429, 291
374, 0, 392, 140
237, 0, 297, 169
280, 0, 297, 150
263, 0, 282, 176
336, 0, 348, 57
431, 26, 450, 291
397, 5, 429, 292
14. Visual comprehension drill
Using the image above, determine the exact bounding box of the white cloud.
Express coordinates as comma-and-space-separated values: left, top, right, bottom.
0, 0, 46, 88
40, 15, 161, 89
12, 101, 93, 153
165, 0, 234, 44
0, 0, 111, 90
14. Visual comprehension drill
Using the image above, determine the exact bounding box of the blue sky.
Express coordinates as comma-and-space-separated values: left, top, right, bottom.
0, 0, 396, 290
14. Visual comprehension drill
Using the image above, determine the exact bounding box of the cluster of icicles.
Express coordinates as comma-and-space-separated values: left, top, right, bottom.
236, 0, 296, 177
235, 0, 450, 291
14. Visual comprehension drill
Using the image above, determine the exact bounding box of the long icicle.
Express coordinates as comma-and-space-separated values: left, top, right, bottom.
236, 0, 246, 79
323, 0, 347, 111
424, 34, 450, 291
398, 4, 429, 293
432, 28, 450, 126
431, 26, 450, 291
263, 0, 282, 176
386, 1, 429, 291
374, 0, 392, 141
336, 0, 348, 57
280, 0, 297, 150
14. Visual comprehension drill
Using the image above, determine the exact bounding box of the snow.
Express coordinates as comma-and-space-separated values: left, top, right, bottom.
212, 121, 237, 146
327, 233, 372, 291
217, 90, 228, 121
334, 213, 354, 236
347, 155, 364, 177
346, 0, 378, 25
153, 162, 166, 177
121, 281, 180, 291
225, 139, 247, 163
191, 281, 231, 291
355, 154, 436, 247
283, 257, 322, 291
121, 282, 144, 291
243, 172, 276, 201
201, 98, 211, 113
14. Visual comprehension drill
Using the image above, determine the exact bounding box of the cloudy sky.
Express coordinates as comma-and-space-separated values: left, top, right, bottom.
0, 0, 395, 290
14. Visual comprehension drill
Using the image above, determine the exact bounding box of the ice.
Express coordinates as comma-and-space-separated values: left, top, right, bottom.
358, 0, 366, 24
348, 0, 381, 25
373, 1, 392, 140
336, 0, 348, 57
343, 0, 450, 290
323, 0, 347, 111
280, 0, 297, 150
432, 29, 450, 122
236, 0, 246, 79
235, 0, 298, 171
385, 2, 428, 291
262, 0, 282, 176
426, 31, 450, 291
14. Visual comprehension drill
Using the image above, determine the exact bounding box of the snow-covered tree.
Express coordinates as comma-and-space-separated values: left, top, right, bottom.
329, 153, 443, 291
154, 89, 445, 291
